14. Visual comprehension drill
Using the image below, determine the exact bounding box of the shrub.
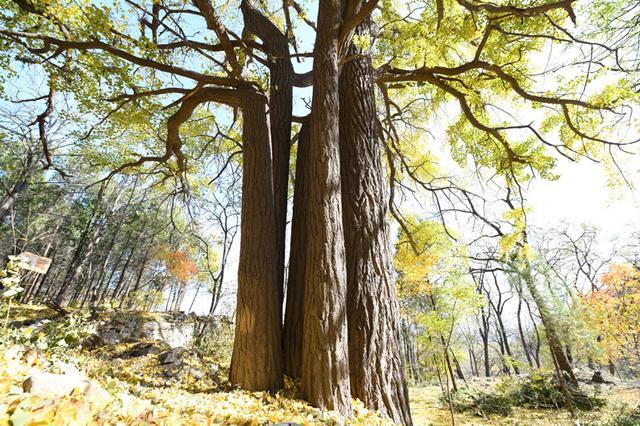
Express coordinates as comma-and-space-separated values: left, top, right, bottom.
193, 317, 234, 366
445, 388, 513, 417
1, 309, 96, 351
514, 372, 566, 409
606, 406, 640, 426
514, 372, 605, 411
445, 373, 606, 418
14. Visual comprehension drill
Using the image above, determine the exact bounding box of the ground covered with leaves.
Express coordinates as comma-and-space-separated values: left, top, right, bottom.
1, 305, 639, 425
0, 305, 390, 425
0, 342, 394, 425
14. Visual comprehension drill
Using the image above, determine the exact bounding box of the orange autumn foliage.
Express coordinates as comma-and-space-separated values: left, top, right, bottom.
155, 244, 199, 284
580, 263, 640, 368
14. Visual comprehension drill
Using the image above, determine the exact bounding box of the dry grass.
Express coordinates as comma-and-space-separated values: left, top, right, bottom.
409, 384, 640, 425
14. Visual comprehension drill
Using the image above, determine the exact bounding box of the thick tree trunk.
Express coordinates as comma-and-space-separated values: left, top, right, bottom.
283, 117, 310, 378
339, 21, 412, 425
300, 0, 351, 414
229, 92, 283, 391
240, 0, 293, 309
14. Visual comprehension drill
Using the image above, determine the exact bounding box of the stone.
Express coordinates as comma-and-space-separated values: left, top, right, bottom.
23, 372, 91, 398
120, 341, 169, 358
158, 347, 186, 365
93, 315, 196, 348
82, 333, 108, 349
190, 368, 206, 380
23, 372, 111, 409
141, 320, 195, 348
591, 371, 605, 384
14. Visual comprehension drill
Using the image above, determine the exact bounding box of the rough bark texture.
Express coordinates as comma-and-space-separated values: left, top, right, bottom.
300, 0, 352, 414
283, 118, 310, 378
240, 0, 293, 308
338, 22, 412, 426
230, 92, 283, 391
270, 62, 293, 309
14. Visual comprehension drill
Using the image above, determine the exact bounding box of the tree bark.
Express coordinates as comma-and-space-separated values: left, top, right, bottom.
403, 319, 421, 382
524, 297, 542, 368
0, 149, 35, 223
517, 296, 535, 369
229, 91, 283, 391
0, 180, 28, 222
300, 0, 351, 414
521, 267, 577, 385
479, 307, 491, 377
468, 346, 478, 377
56, 207, 102, 305
452, 350, 466, 381
283, 117, 310, 378
240, 0, 293, 310
339, 20, 412, 425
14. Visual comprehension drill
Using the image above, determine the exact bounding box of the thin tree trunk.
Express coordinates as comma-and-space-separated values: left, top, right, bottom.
517, 296, 535, 369
57, 213, 102, 305
443, 339, 458, 393
55, 190, 104, 304
403, 319, 421, 382
339, 20, 412, 425
111, 250, 133, 299
487, 277, 519, 375
525, 298, 542, 368
97, 243, 127, 303
521, 268, 577, 385
452, 350, 466, 382
479, 308, 491, 377
22, 220, 59, 302
283, 117, 310, 378
0, 149, 35, 223
468, 347, 478, 377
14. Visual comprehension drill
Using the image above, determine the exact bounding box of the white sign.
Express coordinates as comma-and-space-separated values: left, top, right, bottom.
17, 252, 52, 274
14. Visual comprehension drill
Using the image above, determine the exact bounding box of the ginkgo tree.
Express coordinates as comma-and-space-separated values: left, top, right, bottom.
1, 0, 639, 423
395, 217, 482, 393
